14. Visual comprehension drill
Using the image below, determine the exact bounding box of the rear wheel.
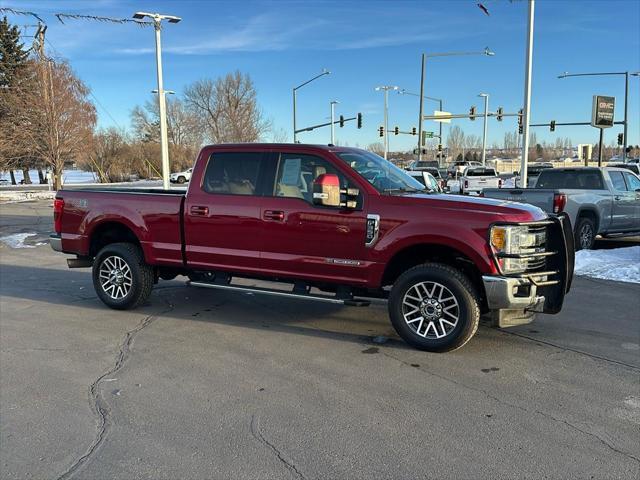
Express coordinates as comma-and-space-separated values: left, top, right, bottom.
92, 242, 154, 310
575, 216, 596, 250
177, 176, 186, 184
388, 263, 480, 352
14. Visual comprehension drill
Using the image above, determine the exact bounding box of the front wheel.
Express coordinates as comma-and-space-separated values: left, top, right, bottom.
177, 176, 186, 184
388, 263, 480, 352
92, 242, 154, 310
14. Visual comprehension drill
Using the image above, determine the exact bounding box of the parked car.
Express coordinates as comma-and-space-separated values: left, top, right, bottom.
607, 163, 640, 175
170, 168, 193, 184
408, 160, 439, 170
447, 160, 482, 177
483, 167, 640, 250
459, 167, 502, 195
406, 170, 444, 192
406, 165, 446, 191
50, 144, 574, 352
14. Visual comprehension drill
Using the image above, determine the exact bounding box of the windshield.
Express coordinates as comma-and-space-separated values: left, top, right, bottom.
337, 150, 426, 193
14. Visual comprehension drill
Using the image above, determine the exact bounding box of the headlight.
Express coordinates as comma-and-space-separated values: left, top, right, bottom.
490, 225, 546, 274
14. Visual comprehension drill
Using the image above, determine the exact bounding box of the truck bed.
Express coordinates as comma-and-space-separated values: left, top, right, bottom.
56, 188, 186, 266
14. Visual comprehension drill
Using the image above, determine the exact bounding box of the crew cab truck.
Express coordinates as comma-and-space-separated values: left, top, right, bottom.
483, 167, 640, 250
50, 144, 574, 352
459, 166, 502, 195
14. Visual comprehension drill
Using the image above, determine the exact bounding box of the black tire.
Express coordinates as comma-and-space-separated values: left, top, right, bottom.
388, 263, 480, 352
177, 176, 186, 184
92, 242, 154, 310
575, 216, 596, 250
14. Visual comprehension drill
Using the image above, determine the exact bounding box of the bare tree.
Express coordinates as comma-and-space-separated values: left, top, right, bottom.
367, 142, 385, 156
184, 71, 270, 143
5, 59, 96, 189
446, 125, 465, 160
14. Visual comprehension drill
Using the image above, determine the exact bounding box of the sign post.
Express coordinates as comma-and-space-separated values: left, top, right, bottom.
591, 95, 615, 166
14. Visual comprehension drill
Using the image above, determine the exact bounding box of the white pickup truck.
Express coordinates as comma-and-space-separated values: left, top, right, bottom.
459, 166, 502, 195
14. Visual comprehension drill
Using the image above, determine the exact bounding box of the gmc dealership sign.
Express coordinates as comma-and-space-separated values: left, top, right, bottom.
591, 95, 615, 129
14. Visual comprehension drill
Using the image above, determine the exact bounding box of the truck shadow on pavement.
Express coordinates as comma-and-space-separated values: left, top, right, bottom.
0, 262, 423, 352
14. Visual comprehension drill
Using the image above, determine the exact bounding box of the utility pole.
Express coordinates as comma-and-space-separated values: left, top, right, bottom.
330, 100, 338, 144
520, 0, 535, 189
479, 93, 489, 166
418, 54, 426, 162
132, 12, 181, 190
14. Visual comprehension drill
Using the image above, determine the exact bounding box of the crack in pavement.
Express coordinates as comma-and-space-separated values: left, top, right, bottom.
380, 349, 640, 465
55, 300, 174, 480
250, 414, 306, 480
499, 330, 640, 372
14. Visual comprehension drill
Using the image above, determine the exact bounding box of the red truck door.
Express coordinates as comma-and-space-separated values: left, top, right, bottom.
184, 150, 266, 273
259, 151, 371, 285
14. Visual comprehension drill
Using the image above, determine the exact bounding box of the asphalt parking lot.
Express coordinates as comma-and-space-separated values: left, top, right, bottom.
1, 200, 639, 479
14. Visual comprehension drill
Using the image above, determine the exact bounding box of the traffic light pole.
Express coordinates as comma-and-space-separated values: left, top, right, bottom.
417, 54, 426, 162
295, 115, 361, 135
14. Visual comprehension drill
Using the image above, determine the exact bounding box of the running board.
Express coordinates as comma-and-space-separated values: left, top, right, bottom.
188, 281, 371, 306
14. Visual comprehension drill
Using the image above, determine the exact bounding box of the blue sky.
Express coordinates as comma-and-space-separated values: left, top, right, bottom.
2, 0, 639, 150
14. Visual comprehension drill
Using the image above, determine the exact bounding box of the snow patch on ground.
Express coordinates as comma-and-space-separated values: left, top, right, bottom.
0, 233, 37, 249
574, 247, 640, 284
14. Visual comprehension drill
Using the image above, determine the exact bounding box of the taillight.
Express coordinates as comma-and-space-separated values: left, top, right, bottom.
464, 180, 469, 189
53, 198, 64, 233
553, 193, 567, 213
498, 178, 503, 188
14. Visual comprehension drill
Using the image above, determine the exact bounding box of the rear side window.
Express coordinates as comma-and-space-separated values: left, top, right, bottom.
203, 152, 262, 195
536, 170, 605, 190
609, 171, 627, 191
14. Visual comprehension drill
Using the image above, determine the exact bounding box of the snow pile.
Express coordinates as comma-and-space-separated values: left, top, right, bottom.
0, 233, 37, 249
574, 247, 640, 284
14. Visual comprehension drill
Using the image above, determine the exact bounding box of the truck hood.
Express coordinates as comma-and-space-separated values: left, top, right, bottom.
393, 193, 547, 222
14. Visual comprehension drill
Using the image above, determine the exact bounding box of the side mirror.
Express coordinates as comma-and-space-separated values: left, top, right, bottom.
313, 174, 341, 207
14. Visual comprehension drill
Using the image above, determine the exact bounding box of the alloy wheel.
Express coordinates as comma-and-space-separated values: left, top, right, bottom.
402, 281, 460, 339
98, 255, 133, 300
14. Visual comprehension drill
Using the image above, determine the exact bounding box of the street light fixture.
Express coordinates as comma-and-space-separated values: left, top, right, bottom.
133, 11, 182, 190
330, 100, 339, 145
417, 47, 494, 161
375, 85, 399, 160
293, 69, 330, 143
558, 70, 640, 162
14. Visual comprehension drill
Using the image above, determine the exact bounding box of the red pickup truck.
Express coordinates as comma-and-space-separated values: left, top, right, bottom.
50, 144, 574, 352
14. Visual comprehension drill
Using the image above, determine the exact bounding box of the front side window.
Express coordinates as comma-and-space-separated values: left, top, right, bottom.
623, 172, 640, 191
203, 152, 262, 195
273, 153, 346, 203
336, 150, 425, 193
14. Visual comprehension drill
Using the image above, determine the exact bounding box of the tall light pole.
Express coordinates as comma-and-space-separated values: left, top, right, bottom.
417, 47, 494, 162
375, 85, 398, 160
520, 0, 535, 189
133, 11, 181, 190
330, 100, 339, 144
293, 69, 330, 143
558, 71, 640, 162
399, 89, 444, 161
479, 93, 489, 166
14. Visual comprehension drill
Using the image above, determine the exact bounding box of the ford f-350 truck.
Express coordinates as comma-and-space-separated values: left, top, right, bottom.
50, 144, 574, 352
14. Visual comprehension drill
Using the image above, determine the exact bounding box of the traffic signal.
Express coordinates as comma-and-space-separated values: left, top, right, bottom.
618, 133, 624, 146
421, 130, 427, 146
496, 107, 503, 122
469, 106, 477, 121
357, 113, 363, 129
394, 126, 399, 135
518, 125, 523, 134
518, 108, 523, 126
411, 127, 417, 135
550, 120, 556, 132
437, 144, 443, 152
339, 115, 345, 128
378, 126, 384, 137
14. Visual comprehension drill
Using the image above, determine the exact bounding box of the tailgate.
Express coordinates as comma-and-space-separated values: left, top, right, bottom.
483, 188, 556, 212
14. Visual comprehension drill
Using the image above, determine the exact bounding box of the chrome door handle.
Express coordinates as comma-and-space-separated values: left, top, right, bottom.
263, 210, 285, 221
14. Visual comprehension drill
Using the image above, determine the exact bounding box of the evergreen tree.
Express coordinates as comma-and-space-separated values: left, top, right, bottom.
0, 16, 30, 88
